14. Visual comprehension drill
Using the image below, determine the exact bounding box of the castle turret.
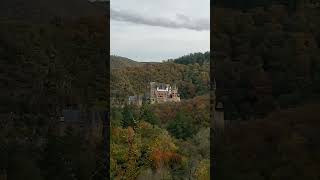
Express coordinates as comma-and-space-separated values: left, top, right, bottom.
150, 82, 156, 104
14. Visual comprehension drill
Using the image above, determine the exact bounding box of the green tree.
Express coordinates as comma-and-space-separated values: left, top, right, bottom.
111, 108, 123, 127
167, 111, 194, 140
140, 103, 159, 126
122, 105, 136, 128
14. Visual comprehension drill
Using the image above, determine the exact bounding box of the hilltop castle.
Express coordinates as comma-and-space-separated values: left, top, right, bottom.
128, 82, 180, 106
149, 82, 180, 104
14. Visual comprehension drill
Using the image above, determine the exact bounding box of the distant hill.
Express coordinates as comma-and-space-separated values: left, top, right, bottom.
110, 53, 210, 104
110, 55, 162, 69
110, 55, 143, 69
111, 61, 210, 105
167, 52, 210, 65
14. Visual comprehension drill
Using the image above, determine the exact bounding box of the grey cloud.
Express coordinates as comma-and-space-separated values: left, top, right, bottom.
111, 8, 209, 31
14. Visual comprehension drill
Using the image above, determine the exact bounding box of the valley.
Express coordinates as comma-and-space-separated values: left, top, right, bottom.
110, 52, 211, 179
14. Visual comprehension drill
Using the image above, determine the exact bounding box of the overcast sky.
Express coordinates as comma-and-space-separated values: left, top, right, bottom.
111, 0, 210, 62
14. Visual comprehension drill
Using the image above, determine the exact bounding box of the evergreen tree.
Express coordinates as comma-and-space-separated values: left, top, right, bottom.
140, 102, 159, 126
167, 111, 194, 140
121, 105, 136, 128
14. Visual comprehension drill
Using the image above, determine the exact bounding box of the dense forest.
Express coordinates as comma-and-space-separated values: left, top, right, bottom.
213, 1, 320, 120
0, 0, 108, 179
166, 52, 210, 65
111, 52, 210, 106
213, 1, 320, 179
216, 104, 320, 180
110, 53, 211, 179
0, 18, 108, 114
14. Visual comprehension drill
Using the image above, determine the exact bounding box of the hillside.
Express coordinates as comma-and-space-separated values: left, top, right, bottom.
110, 55, 143, 69
212, 2, 320, 179
167, 51, 210, 65
216, 103, 320, 179
0, 1, 109, 179
0, 18, 108, 114
110, 94, 210, 179
111, 52, 210, 69
111, 61, 210, 106
152, 95, 210, 129
110, 53, 211, 179
213, 4, 320, 120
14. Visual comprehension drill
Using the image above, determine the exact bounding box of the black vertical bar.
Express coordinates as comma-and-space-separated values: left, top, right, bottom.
211, 0, 217, 179
102, 111, 110, 179
103, 1, 110, 179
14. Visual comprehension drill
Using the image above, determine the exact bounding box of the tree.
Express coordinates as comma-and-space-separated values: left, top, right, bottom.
194, 159, 210, 180
111, 108, 123, 127
140, 103, 159, 126
167, 111, 194, 140
122, 105, 136, 128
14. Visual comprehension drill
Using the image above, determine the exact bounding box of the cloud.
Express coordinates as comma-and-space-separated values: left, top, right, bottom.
111, 8, 209, 31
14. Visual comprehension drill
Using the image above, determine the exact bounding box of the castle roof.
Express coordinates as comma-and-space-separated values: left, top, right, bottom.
158, 83, 168, 89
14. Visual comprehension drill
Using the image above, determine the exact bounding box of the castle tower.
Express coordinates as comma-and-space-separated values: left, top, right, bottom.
150, 82, 156, 104
170, 84, 180, 102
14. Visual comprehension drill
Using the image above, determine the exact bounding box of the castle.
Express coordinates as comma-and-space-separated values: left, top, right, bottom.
149, 82, 180, 104
128, 82, 180, 105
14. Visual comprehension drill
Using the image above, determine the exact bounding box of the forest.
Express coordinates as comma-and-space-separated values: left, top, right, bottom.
216, 103, 320, 180
213, 1, 320, 120
111, 52, 210, 105
213, 0, 320, 179
166, 52, 210, 65
110, 53, 211, 179
0, 0, 108, 179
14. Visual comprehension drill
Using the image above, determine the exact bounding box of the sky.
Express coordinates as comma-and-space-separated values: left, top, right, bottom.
110, 0, 210, 62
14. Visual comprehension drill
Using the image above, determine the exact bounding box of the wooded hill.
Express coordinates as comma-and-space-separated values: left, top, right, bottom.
110, 53, 211, 179
0, 18, 108, 114
110, 95, 210, 179
110, 55, 144, 69
213, 3, 320, 120
0, 1, 108, 179
216, 103, 320, 180
166, 51, 210, 65
213, 1, 320, 179
111, 52, 210, 105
